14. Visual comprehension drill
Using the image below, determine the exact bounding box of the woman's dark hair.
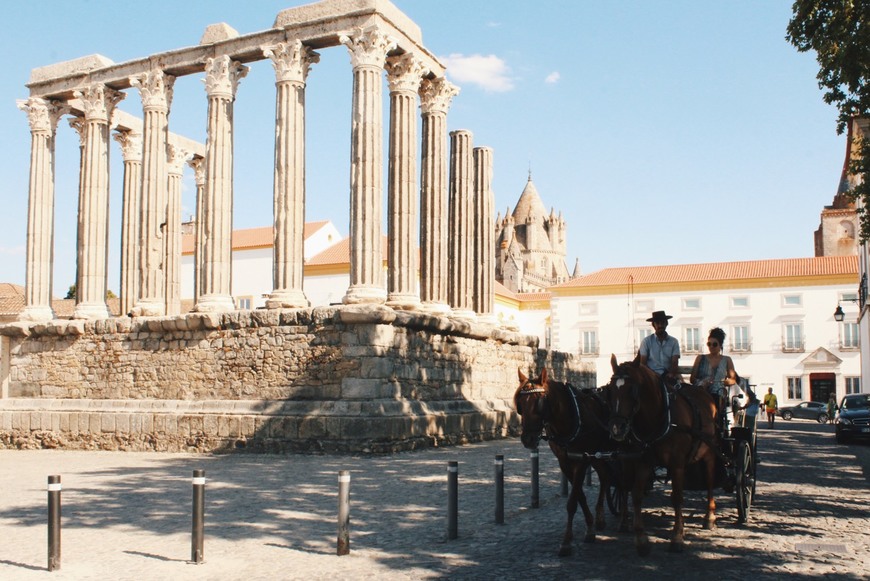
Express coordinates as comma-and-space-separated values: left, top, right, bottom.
708, 327, 726, 346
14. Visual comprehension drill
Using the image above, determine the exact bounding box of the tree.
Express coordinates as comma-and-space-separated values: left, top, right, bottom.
64, 284, 117, 300
787, 0, 870, 239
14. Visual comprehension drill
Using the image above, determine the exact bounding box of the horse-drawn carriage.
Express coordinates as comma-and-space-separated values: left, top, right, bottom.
514, 358, 758, 556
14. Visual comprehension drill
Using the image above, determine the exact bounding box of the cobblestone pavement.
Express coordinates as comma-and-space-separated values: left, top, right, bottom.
1, 420, 868, 580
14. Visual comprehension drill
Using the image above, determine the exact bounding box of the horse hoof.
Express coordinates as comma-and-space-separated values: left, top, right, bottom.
669, 540, 685, 553
558, 545, 572, 557
584, 532, 596, 543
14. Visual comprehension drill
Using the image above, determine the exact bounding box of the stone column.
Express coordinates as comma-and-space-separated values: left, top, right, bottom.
113, 129, 143, 316
447, 130, 475, 319
131, 69, 175, 317
419, 77, 459, 313
166, 144, 191, 315
263, 40, 319, 309
17, 98, 66, 322
385, 53, 426, 309
188, 156, 205, 304
340, 27, 396, 305
195, 55, 248, 313
473, 146, 496, 322
72, 84, 124, 320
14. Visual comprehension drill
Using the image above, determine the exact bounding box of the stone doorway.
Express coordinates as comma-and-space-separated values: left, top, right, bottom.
810, 372, 836, 403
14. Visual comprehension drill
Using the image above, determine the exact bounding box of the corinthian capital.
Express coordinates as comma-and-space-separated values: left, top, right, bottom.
73, 84, 125, 123
386, 53, 428, 94
130, 69, 176, 111
68, 117, 86, 147
17, 97, 67, 133
340, 26, 396, 69
188, 156, 205, 185
113, 129, 143, 161
203, 55, 249, 98
419, 77, 460, 115
263, 40, 320, 83
167, 143, 193, 175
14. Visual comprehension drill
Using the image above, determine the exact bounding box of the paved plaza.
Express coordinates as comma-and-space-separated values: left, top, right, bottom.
1, 420, 868, 580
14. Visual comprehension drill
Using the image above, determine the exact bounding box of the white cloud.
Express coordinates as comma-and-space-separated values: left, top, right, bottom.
441, 53, 514, 93
545, 71, 561, 84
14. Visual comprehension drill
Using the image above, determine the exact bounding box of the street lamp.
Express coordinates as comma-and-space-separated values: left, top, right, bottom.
833, 298, 860, 322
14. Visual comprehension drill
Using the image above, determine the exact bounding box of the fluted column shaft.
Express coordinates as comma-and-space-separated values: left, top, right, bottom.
189, 157, 205, 304
419, 78, 458, 311
131, 69, 174, 317
448, 130, 475, 318
114, 130, 142, 316
18, 98, 65, 321
73, 85, 123, 320
385, 53, 426, 309
166, 144, 190, 315
195, 55, 248, 313
341, 28, 396, 304
473, 146, 495, 320
264, 41, 319, 309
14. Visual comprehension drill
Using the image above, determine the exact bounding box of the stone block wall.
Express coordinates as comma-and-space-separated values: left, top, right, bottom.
0, 305, 593, 453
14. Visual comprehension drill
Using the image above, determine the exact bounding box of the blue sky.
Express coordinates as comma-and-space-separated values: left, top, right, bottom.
0, 0, 845, 293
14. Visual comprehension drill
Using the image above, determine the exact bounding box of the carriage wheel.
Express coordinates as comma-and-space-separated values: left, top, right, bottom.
735, 440, 753, 523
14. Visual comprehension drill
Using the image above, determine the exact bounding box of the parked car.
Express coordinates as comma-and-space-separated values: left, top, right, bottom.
835, 394, 870, 444
778, 401, 828, 423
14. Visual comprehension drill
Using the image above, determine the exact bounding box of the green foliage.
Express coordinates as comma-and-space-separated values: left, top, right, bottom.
64, 283, 117, 300
787, 0, 870, 240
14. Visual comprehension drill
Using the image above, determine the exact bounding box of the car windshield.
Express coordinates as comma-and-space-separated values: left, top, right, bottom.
841, 396, 870, 410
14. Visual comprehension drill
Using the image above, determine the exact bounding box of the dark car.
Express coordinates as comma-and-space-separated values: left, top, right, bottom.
778, 401, 828, 423
835, 394, 870, 444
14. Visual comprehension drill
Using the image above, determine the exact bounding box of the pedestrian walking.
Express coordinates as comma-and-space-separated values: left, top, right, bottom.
826, 394, 838, 425
763, 387, 778, 428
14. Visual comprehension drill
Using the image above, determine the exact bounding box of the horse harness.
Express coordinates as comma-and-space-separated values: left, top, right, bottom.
517, 380, 598, 448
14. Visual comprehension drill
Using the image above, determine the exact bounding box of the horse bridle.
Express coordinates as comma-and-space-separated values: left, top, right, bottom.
516, 380, 582, 446
608, 371, 671, 446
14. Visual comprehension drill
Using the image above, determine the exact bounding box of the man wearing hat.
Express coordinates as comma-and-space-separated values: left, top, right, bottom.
639, 310, 681, 386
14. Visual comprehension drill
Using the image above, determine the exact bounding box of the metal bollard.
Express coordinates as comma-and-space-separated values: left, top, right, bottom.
561, 472, 569, 497
47, 475, 61, 572
494, 455, 504, 524
447, 461, 458, 539
191, 469, 205, 564
337, 470, 350, 556
530, 449, 540, 508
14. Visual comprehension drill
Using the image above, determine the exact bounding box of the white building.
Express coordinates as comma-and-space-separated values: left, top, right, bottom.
548, 256, 860, 405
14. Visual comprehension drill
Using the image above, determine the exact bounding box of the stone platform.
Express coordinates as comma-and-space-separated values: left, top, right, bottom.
0, 305, 592, 453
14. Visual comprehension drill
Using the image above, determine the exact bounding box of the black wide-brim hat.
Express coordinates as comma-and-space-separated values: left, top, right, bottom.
646, 310, 673, 322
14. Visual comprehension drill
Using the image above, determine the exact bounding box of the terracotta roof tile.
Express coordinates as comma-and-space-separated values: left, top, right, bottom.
552, 255, 858, 289
181, 220, 330, 255
306, 235, 389, 266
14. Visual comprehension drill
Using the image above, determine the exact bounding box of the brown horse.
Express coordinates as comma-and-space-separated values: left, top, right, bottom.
605, 355, 718, 555
514, 368, 615, 556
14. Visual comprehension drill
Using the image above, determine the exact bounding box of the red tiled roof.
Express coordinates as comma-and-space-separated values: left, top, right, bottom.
306, 235, 389, 266
553, 256, 858, 289
181, 220, 330, 255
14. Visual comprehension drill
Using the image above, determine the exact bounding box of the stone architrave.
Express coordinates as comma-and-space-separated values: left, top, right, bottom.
195, 55, 248, 313
188, 156, 205, 304
418, 77, 459, 313
473, 146, 496, 323
130, 69, 175, 317
113, 129, 143, 316
166, 144, 192, 316
340, 27, 396, 305
447, 129, 475, 319
385, 53, 426, 310
72, 84, 124, 320
18, 98, 66, 322
263, 40, 320, 309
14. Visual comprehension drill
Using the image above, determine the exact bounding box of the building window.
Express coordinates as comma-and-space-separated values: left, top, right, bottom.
684, 327, 701, 353
236, 296, 252, 310
842, 322, 860, 349
730, 296, 749, 308
787, 377, 803, 399
579, 302, 598, 316
783, 322, 804, 352
579, 329, 598, 355
683, 298, 701, 310
731, 325, 751, 352
846, 376, 861, 395
782, 294, 802, 307
635, 300, 653, 314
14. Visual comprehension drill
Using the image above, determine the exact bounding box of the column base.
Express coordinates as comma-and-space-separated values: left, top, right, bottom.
449, 308, 477, 321
194, 294, 236, 313
343, 285, 387, 305
385, 293, 422, 311
476, 313, 499, 326
266, 289, 309, 309
420, 301, 451, 315
131, 299, 166, 318
19, 304, 55, 322
72, 302, 111, 320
